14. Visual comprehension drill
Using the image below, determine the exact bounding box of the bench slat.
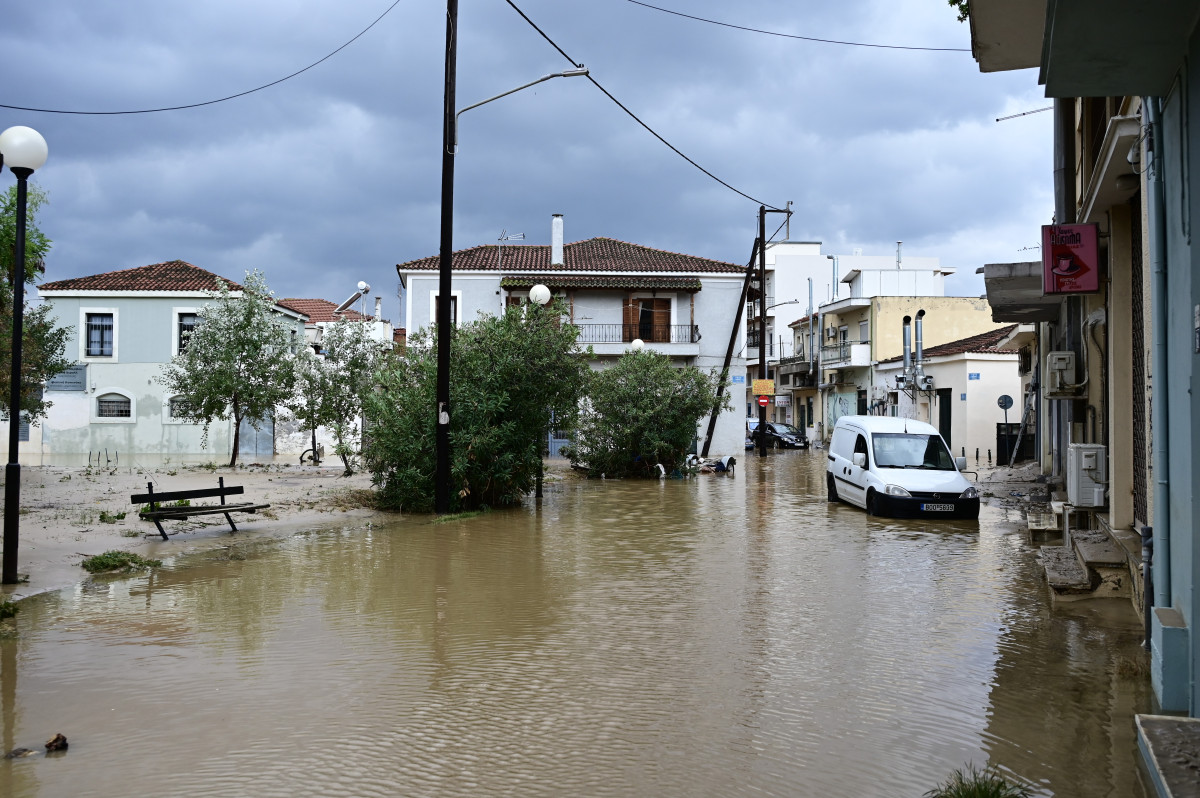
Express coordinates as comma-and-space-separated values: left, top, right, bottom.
141, 502, 269, 520
131, 485, 245, 504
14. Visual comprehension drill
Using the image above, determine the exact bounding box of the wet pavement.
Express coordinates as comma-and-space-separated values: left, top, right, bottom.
0, 451, 1154, 797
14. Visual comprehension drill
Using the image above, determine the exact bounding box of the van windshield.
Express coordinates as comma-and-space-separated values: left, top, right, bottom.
871, 433, 956, 470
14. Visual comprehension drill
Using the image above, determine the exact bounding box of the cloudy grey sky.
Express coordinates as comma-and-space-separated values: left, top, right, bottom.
4, 0, 1051, 321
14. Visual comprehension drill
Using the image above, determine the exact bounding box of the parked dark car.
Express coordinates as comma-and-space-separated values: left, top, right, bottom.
747, 420, 809, 449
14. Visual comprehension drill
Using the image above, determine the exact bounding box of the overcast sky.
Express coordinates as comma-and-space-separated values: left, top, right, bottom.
4, 0, 1052, 321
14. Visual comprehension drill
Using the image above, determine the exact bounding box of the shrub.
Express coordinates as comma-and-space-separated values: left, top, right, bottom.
98, 510, 126, 523
364, 301, 589, 512
563, 349, 728, 478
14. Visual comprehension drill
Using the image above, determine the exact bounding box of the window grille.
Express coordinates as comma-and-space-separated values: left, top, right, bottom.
97, 394, 131, 418
86, 313, 114, 357
169, 396, 193, 419
178, 313, 198, 352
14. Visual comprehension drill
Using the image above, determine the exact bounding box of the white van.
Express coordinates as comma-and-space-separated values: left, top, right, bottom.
826, 415, 979, 519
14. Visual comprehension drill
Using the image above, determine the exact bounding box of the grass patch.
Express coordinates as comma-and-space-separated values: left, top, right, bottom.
0, 599, 18, 620
139, 498, 190, 517
80, 551, 162, 574
98, 510, 127, 523
924, 765, 1032, 798
326, 488, 378, 512
120, 529, 142, 538
432, 510, 486, 524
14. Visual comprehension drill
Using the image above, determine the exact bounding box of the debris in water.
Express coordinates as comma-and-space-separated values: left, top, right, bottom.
5, 748, 36, 759
45, 733, 68, 752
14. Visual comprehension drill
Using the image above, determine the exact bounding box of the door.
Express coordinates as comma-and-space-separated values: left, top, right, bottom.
838, 432, 870, 507
238, 414, 275, 459
937, 388, 953, 450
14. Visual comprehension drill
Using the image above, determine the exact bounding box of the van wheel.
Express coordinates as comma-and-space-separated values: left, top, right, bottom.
866, 489, 880, 516
827, 473, 838, 502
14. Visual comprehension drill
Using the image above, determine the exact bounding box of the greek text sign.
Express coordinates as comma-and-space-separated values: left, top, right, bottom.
1042, 223, 1100, 294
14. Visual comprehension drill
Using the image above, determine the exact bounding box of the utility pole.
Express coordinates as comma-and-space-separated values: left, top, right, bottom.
435, 0, 459, 513
757, 206, 769, 458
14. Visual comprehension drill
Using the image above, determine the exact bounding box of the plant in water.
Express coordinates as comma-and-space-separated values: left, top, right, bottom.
0, 599, 18, 620
98, 510, 126, 523
924, 764, 1032, 798
80, 551, 162, 574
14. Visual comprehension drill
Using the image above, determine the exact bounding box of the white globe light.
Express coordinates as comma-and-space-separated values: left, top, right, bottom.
0, 126, 48, 172
529, 284, 552, 306
630, 339, 645, 351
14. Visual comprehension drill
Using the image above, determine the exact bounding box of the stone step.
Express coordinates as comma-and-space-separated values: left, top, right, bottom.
1072, 528, 1128, 568
1041, 545, 1093, 595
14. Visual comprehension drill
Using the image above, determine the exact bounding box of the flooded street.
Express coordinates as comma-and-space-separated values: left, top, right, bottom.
0, 452, 1151, 797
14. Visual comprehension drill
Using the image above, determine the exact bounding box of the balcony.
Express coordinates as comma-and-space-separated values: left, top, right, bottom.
777, 355, 817, 388
820, 340, 870, 367
574, 323, 701, 357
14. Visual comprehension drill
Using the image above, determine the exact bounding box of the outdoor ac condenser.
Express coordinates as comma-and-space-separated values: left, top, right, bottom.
1066, 443, 1107, 507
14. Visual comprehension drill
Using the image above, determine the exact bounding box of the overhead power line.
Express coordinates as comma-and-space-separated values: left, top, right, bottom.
624, 0, 972, 52
503, 0, 781, 210
0, 0, 403, 115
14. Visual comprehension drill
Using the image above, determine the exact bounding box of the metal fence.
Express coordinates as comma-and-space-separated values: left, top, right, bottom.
573, 324, 700, 344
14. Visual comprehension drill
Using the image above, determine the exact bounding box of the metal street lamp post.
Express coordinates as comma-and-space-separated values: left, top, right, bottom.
1, 126, 49, 584
529, 284, 551, 499
435, 2, 588, 512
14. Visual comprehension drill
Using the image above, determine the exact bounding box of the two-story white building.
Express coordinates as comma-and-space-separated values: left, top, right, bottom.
395, 215, 748, 456
33, 260, 307, 462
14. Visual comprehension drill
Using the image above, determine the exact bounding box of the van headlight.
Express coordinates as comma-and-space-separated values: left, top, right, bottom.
884, 484, 911, 497
960, 487, 979, 499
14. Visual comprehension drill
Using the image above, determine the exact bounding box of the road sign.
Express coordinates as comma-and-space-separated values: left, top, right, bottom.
997, 395, 1014, 410
757, 395, 770, 407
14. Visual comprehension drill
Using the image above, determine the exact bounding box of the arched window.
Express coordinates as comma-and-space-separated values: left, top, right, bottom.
97, 392, 131, 419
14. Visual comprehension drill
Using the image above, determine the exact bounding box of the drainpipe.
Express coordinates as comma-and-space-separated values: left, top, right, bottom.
914, 309, 925, 378
902, 315, 912, 375
1145, 96, 1170, 607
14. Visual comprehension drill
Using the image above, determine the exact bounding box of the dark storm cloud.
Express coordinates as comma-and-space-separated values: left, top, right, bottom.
2, 0, 1051, 312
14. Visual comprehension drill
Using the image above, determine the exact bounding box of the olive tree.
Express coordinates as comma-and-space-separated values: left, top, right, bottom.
285, 318, 383, 476
562, 349, 728, 478
364, 300, 589, 512
0, 182, 72, 422
158, 270, 298, 466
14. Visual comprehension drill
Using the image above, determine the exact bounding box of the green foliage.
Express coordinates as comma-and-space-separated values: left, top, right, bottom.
286, 319, 383, 476
364, 300, 589, 512
948, 0, 969, 22
924, 765, 1031, 798
80, 551, 162, 573
98, 510, 127, 523
139, 498, 190, 516
157, 270, 298, 466
562, 349, 727, 478
0, 599, 17, 620
0, 183, 73, 422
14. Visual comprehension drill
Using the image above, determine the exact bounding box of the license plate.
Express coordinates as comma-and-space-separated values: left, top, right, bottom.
922, 503, 954, 512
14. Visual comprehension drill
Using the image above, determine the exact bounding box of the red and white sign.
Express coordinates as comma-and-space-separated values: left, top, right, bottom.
757, 395, 770, 407
1042, 223, 1100, 294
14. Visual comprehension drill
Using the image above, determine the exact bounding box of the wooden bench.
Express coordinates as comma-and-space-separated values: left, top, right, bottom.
130, 477, 270, 541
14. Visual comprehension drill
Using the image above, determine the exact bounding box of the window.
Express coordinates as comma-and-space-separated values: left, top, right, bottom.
435, 295, 458, 326
624, 297, 671, 343
97, 393, 131, 418
86, 313, 114, 357
168, 396, 193, 419
178, 312, 198, 352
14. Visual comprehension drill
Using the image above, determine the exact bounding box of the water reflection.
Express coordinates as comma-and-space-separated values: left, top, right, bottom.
0, 452, 1150, 797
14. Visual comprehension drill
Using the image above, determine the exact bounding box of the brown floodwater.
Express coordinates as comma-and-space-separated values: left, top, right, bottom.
0, 452, 1152, 797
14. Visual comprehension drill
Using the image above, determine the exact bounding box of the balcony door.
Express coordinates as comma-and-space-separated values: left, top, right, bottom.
625, 298, 670, 343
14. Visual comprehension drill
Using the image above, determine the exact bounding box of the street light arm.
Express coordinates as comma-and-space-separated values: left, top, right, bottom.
451, 67, 588, 153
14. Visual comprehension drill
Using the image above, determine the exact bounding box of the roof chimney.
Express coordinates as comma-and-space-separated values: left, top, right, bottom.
374, 296, 382, 320
551, 214, 564, 266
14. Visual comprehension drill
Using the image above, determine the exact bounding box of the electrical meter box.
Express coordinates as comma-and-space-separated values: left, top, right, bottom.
1046, 351, 1077, 396
1067, 443, 1106, 507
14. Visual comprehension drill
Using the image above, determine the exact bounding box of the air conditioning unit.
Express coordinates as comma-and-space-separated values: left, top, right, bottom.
1066, 443, 1107, 507
895, 375, 908, 390
1046, 351, 1077, 395
826, 327, 837, 339
919, 375, 934, 390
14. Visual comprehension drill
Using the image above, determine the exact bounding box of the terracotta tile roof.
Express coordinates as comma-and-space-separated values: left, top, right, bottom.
499, 275, 703, 292
281, 298, 370, 323
880, 324, 1021, 363
397, 237, 745, 275
39, 260, 244, 292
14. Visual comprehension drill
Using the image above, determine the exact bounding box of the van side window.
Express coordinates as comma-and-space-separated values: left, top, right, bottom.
854, 434, 870, 466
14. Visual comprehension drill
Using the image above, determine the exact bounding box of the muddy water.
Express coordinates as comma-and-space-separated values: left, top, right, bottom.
0, 452, 1151, 797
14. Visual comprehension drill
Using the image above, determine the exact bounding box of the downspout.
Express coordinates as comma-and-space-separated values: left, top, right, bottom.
1145, 96, 1170, 608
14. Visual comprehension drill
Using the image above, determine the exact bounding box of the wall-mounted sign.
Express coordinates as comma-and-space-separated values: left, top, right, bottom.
731, 375, 745, 384
774, 395, 791, 408
968, 373, 981, 381
1042, 223, 1100, 294
751, 379, 775, 396
46, 363, 87, 392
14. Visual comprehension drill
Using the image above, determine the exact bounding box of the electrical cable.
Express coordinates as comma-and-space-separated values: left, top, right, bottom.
624, 0, 971, 52
0, 0, 403, 115
502, 0, 780, 209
